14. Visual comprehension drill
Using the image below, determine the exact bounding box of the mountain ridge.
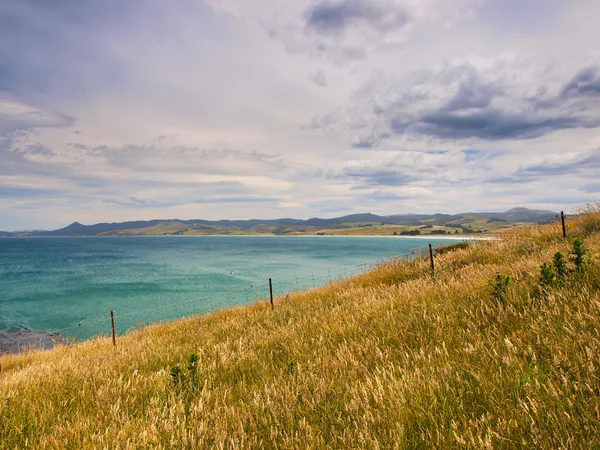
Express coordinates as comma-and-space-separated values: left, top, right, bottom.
1, 207, 558, 236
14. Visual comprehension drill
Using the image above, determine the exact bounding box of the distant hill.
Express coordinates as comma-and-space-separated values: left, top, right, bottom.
3, 207, 558, 237
36, 220, 165, 236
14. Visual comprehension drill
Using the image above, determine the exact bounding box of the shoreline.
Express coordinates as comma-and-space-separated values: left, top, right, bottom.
0, 329, 65, 355
0, 237, 491, 355
5, 234, 499, 240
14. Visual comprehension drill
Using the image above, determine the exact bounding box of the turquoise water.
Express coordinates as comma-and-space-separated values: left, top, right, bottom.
0, 236, 465, 341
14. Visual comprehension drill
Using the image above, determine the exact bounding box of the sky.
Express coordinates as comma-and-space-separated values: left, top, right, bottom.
1, 0, 599, 230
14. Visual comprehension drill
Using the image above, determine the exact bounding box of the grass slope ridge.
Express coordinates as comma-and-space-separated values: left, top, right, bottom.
1, 208, 599, 448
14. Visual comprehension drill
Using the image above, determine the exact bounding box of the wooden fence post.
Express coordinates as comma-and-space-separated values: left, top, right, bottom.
269, 278, 274, 310
429, 243, 435, 275
561, 211, 567, 239
110, 310, 116, 346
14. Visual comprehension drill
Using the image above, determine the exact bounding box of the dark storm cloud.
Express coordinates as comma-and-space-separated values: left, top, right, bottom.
317, 63, 600, 144
305, 0, 408, 35
560, 66, 600, 98
413, 110, 588, 141
403, 65, 600, 140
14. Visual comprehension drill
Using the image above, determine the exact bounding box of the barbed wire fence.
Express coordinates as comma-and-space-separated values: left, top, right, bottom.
8, 230, 503, 351
48, 262, 377, 345
1, 215, 572, 354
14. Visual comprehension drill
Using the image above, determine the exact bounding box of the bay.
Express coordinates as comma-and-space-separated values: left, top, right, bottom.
0, 236, 467, 341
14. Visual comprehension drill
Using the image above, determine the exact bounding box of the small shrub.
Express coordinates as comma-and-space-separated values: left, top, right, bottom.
188, 353, 199, 373
489, 272, 511, 305
170, 365, 182, 387
553, 252, 568, 278
571, 238, 590, 273
539, 263, 556, 287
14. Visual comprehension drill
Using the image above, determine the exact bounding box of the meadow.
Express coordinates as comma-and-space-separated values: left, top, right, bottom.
1, 207, 599, 449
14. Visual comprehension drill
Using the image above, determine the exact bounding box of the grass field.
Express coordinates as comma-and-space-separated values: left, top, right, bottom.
1, 206, 599, 448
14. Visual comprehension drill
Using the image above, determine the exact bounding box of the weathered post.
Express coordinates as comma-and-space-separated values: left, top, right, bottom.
561, 211, 567, 239
110, 310, 116, 346
269, 278, 274, 310
429, 243, 435, 275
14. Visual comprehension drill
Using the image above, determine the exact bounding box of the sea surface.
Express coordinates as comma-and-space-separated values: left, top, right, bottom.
0, 236, 466, 341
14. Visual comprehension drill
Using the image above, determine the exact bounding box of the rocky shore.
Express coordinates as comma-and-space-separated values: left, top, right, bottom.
0, 329, 65, 355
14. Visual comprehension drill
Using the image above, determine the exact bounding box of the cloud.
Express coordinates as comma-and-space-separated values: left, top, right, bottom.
580, 182, 600, 194
2, 0, 600, 229
214, 0, 480, 63
305, 58, 600, 146
0, 186, 64, 199
0, 0, 135, 100
411, 110, 588, 141
102, 196, 159, 208
361, 189, 412, 201
77, 144, 287, 177
342, 150, 470, 187
514, 148, 600, 178
560, 66, 600, 98
1, 131, 299, 226
304, 0, 409, 35
308, 70, 328, 87
345, 168, 417, 186
0, 98, 74, 134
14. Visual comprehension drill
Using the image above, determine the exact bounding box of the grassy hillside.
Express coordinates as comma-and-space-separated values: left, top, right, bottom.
94, 219, 527, 237
1, 208, 599, 448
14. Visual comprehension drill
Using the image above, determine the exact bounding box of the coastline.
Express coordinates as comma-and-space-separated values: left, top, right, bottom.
0, 235, 493, 355
4, 234, 499, 240
0, 329, 65, 355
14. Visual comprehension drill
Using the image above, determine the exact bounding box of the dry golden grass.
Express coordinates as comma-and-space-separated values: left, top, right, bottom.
1, 209, 600, 448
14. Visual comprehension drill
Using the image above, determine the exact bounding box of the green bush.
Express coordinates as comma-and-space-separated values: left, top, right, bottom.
553, 251, 568, 278
571, 238, 590, 273
489, 272, 511, 305
539, 263, 556, 287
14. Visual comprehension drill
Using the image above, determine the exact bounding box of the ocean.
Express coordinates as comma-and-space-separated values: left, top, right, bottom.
0, 236, 466, 341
